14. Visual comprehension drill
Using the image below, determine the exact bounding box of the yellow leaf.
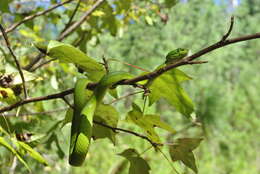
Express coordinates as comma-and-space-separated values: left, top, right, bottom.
92, 10, 105, 17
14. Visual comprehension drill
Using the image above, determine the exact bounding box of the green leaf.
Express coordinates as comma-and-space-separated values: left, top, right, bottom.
142, 115, 176, 133
0, 0, 11, 12
47, 40, 105, 81
11, 70, 43, 85
100, 1, 118, 36
148, 68, 194, 117
27, 134, 46, 143
118, 148, 151, 174
164, 0, 179, 8
92, 104, 119, 144
44, 133, 65, 159
169, 138, 203, 173
108, 88, 118, 98
92, 10, 105, 17
115, 0, 131, 14
126, 103, 175, 143
118, 148, 139, 158
24, 20, 34, 30
145, 16, 153, 26
0, 126, 11, 136
34, 41, 48, 54
0, 137, 30, 171
0, 87, 17, 103
17, 141, 48, 166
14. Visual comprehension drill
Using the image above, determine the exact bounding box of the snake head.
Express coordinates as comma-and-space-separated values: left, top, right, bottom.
165, 48, 189, 64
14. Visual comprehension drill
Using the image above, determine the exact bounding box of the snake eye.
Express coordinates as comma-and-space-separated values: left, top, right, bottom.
178, 48, 185, 52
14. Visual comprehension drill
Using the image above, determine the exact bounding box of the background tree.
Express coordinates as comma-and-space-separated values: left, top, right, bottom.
0, 0, 259, 174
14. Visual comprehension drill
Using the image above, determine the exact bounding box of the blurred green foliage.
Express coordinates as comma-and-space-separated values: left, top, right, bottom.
0, 0, 259, 174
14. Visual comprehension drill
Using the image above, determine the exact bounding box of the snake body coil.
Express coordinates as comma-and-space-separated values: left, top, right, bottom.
69, 72, 132, 166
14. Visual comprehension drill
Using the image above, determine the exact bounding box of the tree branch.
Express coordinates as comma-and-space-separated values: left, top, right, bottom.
93, 120, 161, 146
12, 0, 74, 71
0, 24, 27, 98
0, 107, 160, 146
58, 0, 105, 40
1, 32, 260, 113
0, 0, 74, 36
24, 0, 104, 71
23, 53, 44, 71
0, 89, 73, 113
108, 91, 143, 104
108, 58, 150, 72
60, 0, 82, 34
120, 32, 260, 85
30, 58, 57, 71
3, 108, 68, 117
186, 60, 208, 65
62, 96, 74, 109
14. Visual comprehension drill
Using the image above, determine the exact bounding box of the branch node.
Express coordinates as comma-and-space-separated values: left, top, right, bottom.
62, 96, 74, 109
102, 55, 109, 73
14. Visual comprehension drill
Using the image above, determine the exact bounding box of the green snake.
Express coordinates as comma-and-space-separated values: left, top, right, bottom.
144, 48, 189, 88
69, 49, 188, 166
164, 48, 189, 65
69, 71, 132, 166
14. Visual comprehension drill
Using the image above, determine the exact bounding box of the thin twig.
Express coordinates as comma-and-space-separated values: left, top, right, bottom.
61, 0, 82, 33
173, 122, 199, 135
108, 58, 150, 72
166, 121, 201, 143
132, 83, 148, 90
58, 0, 105, 40
1, 0, 74, 36
221, 16, 234, 42
139, 146, 153, 156
156, 147, 180, 174
62, 97, 74, 109
142, 95, 147, 113
93, 120, 161, 146
0, 114, 12, 133
0, 46, 8, 59
0, 24, 27, 98
108, 91, 143, 104
24, 53, 44, 71
73, 31, 88, 47
102, 56, 110, 73
30, 58, 56, 72
3, 108, 68, 117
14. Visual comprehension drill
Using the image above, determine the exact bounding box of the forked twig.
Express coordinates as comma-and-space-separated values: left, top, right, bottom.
0, 24, 27, 98
1, 0, 74, 36
221, 16, 234, 42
